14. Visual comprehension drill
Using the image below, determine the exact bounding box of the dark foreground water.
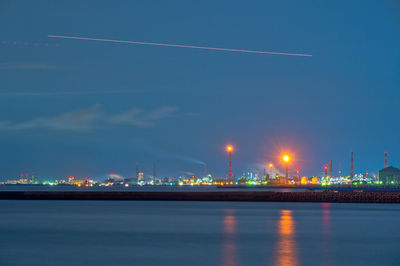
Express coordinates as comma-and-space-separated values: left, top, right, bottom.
0, 201, 399, 266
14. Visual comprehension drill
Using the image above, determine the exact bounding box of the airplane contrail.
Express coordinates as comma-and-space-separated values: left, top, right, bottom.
48, 35, 312, 57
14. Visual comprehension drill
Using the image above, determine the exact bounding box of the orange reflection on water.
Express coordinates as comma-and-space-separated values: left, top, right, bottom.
273, 210, 298, 266
321, 203, 331, 266
222, 209, 238, 266
322, 203, 331, 235
224, 209, 236, 235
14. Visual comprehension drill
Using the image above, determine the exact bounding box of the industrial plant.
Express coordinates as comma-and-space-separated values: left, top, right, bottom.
1, 146, 399, 189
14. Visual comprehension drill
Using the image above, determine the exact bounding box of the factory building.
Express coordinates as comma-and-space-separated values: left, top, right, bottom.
378, 166, 400, 184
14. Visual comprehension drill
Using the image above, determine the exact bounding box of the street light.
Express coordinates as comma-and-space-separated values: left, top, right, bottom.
282, 154, 291, 179
283, 155, 290, 163
269, 163, 273, 179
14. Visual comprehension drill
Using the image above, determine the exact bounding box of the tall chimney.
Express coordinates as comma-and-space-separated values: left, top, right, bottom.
384, 152, 388, 168
153, 161, 157, 180
350, 151, 354, 178
328, 160, 333, 177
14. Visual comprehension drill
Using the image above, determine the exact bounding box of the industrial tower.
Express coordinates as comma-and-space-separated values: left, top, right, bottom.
153, 161, 157, 181
226, 145, 233, 181
350, 151, 354, 178
384, 152, 388, 168
328, 160, 333, 177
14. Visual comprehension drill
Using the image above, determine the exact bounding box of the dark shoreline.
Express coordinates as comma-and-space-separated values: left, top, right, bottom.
1, 191, 400, 203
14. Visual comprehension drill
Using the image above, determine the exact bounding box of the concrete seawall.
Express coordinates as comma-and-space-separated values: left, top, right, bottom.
1, 191, 400, 203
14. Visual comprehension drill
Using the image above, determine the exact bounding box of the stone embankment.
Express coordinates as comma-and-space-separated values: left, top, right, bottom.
1, 191, 400, 203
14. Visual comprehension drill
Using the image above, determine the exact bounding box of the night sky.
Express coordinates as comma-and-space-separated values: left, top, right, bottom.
0, 1, 399, 179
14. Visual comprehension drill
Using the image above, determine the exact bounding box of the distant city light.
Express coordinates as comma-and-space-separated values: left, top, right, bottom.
283, 155, 290, 163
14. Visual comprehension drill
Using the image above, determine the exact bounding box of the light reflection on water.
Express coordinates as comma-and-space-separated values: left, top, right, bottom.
222, 209, 238, 266
322, 203, 331, 266
322, 202, 331, 235
273, 210, 298, 266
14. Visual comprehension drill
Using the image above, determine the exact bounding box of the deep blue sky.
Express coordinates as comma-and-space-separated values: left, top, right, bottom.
0, 1, 399, 179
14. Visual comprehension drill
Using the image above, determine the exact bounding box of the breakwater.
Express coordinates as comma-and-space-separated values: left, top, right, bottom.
1, 191, 400, 203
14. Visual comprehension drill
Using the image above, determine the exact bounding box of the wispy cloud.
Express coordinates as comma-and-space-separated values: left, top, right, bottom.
109, 106, 178, 128
0, 62, 58, 70
0, 106, 178, 131
0, 106, 101, 131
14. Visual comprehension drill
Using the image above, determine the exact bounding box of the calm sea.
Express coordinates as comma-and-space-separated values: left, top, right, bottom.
0, 200, 399, 266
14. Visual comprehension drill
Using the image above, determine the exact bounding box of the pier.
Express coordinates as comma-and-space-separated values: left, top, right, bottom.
1, 191, 400, 203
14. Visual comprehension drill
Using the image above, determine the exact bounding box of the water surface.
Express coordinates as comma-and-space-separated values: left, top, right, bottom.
0, 201, 399, 265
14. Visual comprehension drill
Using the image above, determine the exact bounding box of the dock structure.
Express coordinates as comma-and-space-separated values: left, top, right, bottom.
1, 191, 400, 203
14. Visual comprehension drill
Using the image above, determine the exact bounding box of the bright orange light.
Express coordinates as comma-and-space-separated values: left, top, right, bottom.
269, 163, 273, 168
283, 155, 290, 163
226, 145, 233, 152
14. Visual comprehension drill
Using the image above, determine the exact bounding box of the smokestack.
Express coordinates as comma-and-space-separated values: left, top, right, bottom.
153, 161, 157, 180
384, 152, 388, 168
328, 160, 333, 177
350, 151, 354, 178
